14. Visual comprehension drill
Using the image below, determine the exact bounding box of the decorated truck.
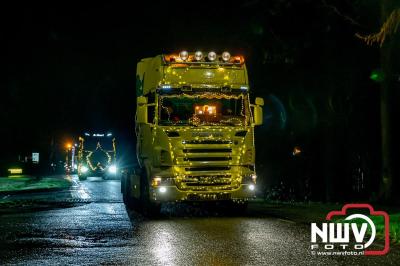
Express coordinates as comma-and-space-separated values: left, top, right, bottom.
77, 132, 119, 180
121, 51, 264, 214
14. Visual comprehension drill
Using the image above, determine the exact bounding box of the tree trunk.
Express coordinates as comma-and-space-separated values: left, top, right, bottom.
379, 0, 398, 202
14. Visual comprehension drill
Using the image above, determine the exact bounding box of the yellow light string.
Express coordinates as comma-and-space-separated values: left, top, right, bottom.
160, 93, 248, 126
356, 9, 400, 47
86, 142, 112, 171
112, 138, 117, 161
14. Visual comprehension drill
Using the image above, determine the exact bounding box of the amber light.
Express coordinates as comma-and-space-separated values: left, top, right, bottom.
194, 105, 216, 115
233, 56, 244, 64
152, 177, 162, 187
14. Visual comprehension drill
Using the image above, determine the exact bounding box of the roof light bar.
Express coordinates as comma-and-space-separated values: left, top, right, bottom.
163, 51, 244, 64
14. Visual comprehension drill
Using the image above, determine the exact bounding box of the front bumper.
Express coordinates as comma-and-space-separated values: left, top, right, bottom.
150, 183, 256, 202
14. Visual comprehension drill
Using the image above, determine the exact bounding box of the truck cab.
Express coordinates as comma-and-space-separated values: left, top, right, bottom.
122, 51, 263, 214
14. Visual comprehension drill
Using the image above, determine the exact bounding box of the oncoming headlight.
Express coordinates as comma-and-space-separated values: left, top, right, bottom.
80, 165, 88, 173
108, 165, 117, 174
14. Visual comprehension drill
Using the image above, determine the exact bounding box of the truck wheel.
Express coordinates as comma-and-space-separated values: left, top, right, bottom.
121, 172, 126, 194
78, 175, 87, 181
123, 174, 139, 210
140, 166, 161, 217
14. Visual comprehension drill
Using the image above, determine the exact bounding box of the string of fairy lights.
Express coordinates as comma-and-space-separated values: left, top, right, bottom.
78, 137, 116, 171
159, 92, 249, 127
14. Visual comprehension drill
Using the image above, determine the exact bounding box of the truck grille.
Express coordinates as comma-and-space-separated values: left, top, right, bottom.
177, 137, 235, 190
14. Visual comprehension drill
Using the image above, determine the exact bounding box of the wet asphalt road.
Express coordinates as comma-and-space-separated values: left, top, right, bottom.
0, 176, 399, 265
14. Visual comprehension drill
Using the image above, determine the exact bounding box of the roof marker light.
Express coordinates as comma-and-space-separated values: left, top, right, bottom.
161, 84, 172, 89
233, 56, 244, 64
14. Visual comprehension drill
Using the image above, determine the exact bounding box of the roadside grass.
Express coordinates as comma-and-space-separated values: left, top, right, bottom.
0, 175, 71, 193
367, 213, 399, 244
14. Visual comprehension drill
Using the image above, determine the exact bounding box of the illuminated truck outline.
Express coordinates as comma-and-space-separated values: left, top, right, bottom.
77, 132, 118, 180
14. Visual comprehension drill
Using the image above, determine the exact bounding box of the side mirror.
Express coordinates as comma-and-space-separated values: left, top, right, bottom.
136, 96, 148, 124
253, 97, 264, 126
255, 97, 264, 106
137, 96, 147, 105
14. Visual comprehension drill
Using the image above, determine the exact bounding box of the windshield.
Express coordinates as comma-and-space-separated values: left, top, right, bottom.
159, 93, 250, 126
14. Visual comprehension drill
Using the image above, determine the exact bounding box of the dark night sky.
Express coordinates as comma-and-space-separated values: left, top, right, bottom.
2, 1, 384, 172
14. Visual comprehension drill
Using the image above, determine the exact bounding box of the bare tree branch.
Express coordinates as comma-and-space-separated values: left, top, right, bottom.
356, 9, 400, 47
321, 0, 362, 27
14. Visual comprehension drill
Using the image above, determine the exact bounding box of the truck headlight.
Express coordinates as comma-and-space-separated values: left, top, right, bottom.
108, 165, 117, 174
80, 165, 88, 173
249, 184, 255, 191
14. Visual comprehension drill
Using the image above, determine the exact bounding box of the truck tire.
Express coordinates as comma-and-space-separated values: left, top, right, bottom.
121, 173, 141, 211
140, 165, 161, 217
121, 171, 126, 194
78, 175, 87, 181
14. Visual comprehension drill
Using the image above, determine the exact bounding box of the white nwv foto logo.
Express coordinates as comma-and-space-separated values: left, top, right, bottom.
311, 214, 376, 248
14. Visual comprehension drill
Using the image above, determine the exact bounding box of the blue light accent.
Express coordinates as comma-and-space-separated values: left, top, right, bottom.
161, 84, 172, 89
